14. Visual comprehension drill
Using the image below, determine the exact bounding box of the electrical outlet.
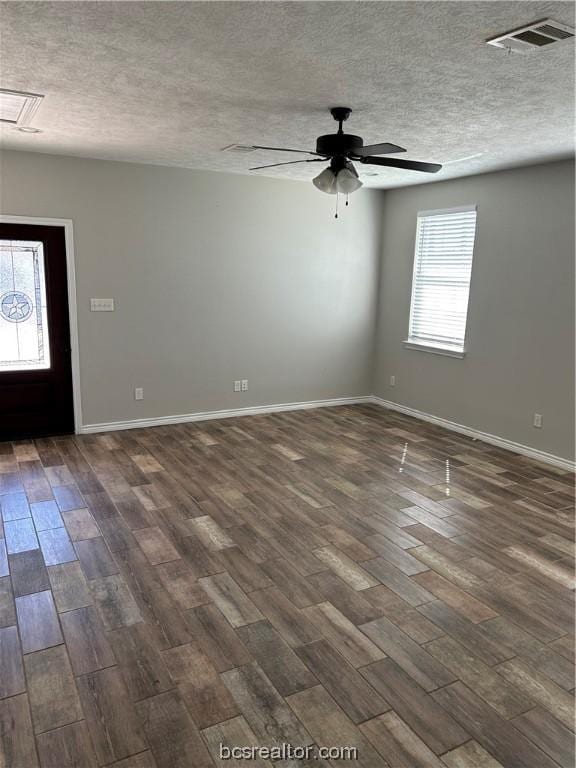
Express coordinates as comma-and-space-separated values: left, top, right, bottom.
533, 413, 543, 428
390, 375, 396, 387
234, 380, 241, 392
241, 379, 248, 392
134, 387, 144, 401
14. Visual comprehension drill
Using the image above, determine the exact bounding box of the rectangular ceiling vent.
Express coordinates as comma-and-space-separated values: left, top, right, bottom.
0, 89, 44, 125
220, 144, 257, 153
487, 19, 574, 53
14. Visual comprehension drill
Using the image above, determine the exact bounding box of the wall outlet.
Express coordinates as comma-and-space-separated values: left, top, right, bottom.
390, 375, 396, 387
233, 380, 241, 392
241, 379, 249, 392
134, 387, 144, 401
90, 298, 114, 312
533, 413, 543, 428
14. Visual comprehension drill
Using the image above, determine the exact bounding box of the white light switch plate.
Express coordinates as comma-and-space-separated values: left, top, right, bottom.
90, 298, 114, 312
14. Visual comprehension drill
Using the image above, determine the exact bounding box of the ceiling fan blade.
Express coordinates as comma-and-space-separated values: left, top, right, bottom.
353, 142, 406, 157
252, 145, 322, 156
249, 158, 326, 171
359, 156, 442, 173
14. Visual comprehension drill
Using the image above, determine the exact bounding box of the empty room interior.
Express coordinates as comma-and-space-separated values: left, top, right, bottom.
0, 2, 575, 767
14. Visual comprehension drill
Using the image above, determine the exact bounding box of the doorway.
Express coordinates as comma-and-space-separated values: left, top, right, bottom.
0, 222, 76, 439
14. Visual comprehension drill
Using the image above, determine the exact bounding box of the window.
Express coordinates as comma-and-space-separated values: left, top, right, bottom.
405, 205, 477, 357
0, 240, 51, 370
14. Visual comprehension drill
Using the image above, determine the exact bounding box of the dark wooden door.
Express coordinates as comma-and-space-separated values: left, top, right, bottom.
0, 223, 74, 439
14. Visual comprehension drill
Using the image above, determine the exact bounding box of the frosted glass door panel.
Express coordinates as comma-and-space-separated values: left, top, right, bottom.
0, 240, 51, 370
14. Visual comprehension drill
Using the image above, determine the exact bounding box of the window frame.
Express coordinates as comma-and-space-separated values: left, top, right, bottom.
403, 204, 477, 358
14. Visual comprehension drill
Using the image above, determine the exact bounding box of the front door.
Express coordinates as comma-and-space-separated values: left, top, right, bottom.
0, 223, 74, 439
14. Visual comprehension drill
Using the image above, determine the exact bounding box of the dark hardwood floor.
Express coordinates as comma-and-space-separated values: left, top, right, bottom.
0, 404, 574, 767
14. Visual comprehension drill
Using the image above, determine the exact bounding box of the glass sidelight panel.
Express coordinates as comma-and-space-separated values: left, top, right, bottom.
0, 240, 51, 370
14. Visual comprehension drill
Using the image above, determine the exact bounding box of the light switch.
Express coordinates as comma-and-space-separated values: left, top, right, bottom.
90, 298, 115, 312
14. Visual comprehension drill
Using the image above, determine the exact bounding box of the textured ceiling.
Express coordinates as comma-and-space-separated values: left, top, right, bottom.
0, 1, 574, 188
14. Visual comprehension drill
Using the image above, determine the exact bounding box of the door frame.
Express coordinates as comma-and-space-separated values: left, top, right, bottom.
0, 215, 83, 433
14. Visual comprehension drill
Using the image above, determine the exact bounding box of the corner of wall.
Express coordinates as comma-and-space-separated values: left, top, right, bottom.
369, 188, 388, 395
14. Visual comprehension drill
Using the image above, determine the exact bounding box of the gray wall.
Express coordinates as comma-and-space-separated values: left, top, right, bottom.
2, 151, 574, 462
373, 160, 575, 462
0, 151, 381, 426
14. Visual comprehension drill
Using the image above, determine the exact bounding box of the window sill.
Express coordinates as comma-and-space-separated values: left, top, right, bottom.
403, 340, 466, 358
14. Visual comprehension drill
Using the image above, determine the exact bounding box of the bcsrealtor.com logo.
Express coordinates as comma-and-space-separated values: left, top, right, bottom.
219, 743, 359, 761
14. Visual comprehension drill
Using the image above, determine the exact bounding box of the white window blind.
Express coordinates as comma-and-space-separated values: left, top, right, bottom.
406, 205, 477, 355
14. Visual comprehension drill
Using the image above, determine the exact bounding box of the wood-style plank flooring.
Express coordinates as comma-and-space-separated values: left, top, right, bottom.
0, 404, 574, 767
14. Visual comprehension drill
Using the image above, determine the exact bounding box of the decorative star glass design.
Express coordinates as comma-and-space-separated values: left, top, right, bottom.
0, 240, 51, 370
1, 291, 33, 323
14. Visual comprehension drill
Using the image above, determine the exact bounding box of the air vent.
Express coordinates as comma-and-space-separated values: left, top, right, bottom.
221, 144, 257, 153
486, 18, 574, 53
0, 89, 44, 126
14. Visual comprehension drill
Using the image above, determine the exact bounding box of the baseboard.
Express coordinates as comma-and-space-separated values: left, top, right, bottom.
79, 393, 574, 472
371, 396, 575, 472
80, 395, 373, 435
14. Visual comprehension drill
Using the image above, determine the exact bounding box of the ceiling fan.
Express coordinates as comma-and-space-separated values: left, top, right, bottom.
249, 107, 442, 196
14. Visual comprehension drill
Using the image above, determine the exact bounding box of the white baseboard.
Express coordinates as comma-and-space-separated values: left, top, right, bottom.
79, 393, 574, 472
80, 396, 373, 434
371, 396, 575, 472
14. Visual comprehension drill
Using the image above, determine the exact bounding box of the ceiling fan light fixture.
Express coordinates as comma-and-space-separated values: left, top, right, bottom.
336, 167, 363, 194
313, 161, 363, 195
312, 167, 338, 194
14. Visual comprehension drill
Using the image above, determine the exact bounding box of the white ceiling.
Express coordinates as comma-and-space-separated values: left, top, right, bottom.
1, 1, 574, 188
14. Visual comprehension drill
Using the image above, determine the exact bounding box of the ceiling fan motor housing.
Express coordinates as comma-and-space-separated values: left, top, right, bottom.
316, 133, 363, 157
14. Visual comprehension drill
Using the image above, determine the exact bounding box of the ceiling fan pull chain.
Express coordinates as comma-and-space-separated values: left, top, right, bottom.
335, 192, 339, 219
345, 194, 349, 207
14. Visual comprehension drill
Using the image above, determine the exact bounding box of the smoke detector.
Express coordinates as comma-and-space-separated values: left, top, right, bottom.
486, 19, 574, 53
0, 89, 44, 126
